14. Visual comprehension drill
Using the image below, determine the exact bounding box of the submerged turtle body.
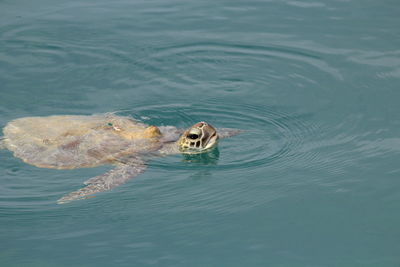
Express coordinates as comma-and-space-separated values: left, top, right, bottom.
1, 113, 240, 203
3, 114, 162, 169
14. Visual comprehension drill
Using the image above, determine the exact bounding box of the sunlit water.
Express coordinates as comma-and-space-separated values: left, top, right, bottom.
1, 0, 400, 266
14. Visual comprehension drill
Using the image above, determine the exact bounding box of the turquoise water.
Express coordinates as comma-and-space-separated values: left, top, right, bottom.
1, 0, 400, 266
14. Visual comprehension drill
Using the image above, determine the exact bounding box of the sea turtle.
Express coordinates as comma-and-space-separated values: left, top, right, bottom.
0, 113, 240, 204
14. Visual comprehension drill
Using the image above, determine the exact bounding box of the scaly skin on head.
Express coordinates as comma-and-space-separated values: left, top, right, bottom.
178, 122, 219, 154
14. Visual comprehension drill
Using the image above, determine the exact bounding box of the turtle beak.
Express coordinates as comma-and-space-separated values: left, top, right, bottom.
178, 122, 219, 153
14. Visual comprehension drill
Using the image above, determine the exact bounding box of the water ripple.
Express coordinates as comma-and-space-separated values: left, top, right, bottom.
149, 42, 343, 80
121, 101, 321, 174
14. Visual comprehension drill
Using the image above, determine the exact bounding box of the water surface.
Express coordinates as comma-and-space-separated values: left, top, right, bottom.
1, 0, 400, 266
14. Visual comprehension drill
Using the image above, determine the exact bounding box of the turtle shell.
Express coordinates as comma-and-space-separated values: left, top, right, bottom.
2, 114, 162, 169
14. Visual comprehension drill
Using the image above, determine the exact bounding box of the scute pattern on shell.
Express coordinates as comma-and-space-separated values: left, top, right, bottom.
2, 114, 161, 169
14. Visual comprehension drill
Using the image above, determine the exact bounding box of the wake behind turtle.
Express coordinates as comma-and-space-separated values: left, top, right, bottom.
0, 113, 240, 203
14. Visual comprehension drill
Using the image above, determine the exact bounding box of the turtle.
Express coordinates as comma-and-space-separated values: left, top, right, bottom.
0, 113, 240, 204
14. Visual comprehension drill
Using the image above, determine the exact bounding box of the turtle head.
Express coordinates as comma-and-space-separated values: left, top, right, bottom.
178, 122, 219, 153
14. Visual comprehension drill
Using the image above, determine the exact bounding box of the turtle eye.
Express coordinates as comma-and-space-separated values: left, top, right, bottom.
188, 133, 199, 140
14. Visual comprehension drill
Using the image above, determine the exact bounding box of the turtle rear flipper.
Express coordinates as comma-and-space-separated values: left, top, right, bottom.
57, 160, 147, 204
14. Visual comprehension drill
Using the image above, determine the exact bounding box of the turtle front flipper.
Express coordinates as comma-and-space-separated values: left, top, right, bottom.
57, 160, 147, 204
217, 128, 243, 139
0, 137, 5, 149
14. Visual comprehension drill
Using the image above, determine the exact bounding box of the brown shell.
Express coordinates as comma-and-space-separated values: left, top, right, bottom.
2, 114, 162, 169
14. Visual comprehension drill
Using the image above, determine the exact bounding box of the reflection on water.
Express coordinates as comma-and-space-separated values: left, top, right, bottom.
181, 147, 220, 165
